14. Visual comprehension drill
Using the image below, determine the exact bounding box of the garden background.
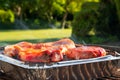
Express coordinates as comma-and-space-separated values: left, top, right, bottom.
0, 0, 120, 46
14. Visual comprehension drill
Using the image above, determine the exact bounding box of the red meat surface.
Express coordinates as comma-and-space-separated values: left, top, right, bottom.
4, 38, 76, 62
66, 46, 106, 60
3, 38, 106, 62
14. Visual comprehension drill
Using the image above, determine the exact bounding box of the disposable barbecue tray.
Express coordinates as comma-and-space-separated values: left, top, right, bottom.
0, 44, 120, 80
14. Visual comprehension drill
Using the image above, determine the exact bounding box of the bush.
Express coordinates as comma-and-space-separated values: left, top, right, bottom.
96, 0, 119, 37
0, 9, 14, 23
0, 9, 15, 29
72, 0, 120, 41
72, 2, 99, 37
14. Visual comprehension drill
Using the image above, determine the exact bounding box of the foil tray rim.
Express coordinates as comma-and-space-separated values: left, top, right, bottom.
0, 54, 120, 69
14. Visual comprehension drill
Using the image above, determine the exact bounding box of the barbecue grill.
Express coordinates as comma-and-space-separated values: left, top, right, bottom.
0, 45, 120, 80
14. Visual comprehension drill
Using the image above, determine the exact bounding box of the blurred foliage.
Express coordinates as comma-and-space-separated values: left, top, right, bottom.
0, 0, 82, 29
114, 0, 120, 23
0, 0, 120, 42
72, 2, 99, 37
0, 9, 15, 29
72, 0, 120, 41
96, 0, 119, 37
76, 35, 118, 44
0, 9, 14, 23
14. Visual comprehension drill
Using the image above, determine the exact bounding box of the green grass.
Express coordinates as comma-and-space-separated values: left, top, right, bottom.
1, 29, 118, 46
0, 29, 72, 46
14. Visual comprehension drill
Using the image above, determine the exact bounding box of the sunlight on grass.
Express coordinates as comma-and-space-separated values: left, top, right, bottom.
0, 29, 71, 41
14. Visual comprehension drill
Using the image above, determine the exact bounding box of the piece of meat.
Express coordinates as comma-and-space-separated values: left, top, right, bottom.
3, 38, 76, 62
66, 46, 106, 60
4, 42, 33, 57
14, 45, 68, 62
3, 38, 107, 62
33, 38, 76, 50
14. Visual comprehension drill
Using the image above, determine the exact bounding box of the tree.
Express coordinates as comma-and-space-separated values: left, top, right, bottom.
114, 0, 120, 23
52, 0, 82, 29
61, 0, 82, 29
72, 1, 99, 37
72, 0, 120, 40
96, 0, 120, 37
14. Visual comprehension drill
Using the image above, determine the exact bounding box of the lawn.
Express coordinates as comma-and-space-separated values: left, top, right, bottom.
0, 29, 72, 46
1, 29, 118, 46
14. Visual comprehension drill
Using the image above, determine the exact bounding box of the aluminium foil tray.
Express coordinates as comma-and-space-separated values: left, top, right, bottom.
0, 45, 120, 80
